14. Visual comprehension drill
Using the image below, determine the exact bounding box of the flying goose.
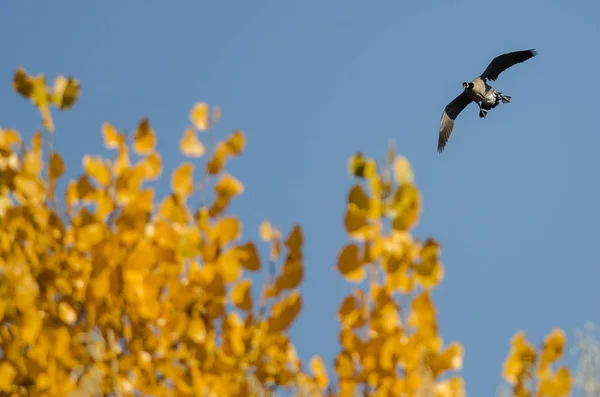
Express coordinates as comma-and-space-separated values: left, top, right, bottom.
437, 49, 538, 153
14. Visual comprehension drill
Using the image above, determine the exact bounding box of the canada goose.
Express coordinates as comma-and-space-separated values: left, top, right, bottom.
437, 49, 538, 153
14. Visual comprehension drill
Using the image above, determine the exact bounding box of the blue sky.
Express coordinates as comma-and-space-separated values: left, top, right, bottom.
2, 1, 599, 395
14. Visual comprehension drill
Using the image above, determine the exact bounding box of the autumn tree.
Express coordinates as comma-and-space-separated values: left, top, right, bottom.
0, 68, 574, 397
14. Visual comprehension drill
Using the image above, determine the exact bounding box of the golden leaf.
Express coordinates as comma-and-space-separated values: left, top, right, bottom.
338, 293, 366, 329
273, 257, 303, 293
285, 225, 303, 258
208, 195, 230, 218
51, 75, 80, 110
215, 173, 244, 199
187, 318, 207, 344
212, 216, 241, 247
344, 206, 373, 241
13, 67, 34, 98
207, 142, 228, 175
0, 128, 22, 149
190, 102, 210, 131
231, 279, 253, 311
414, 238, 444, 287
102, 122, 125, 150
49, 152, 65, 181
225, 129, 246, 156
268, 291, 302, 333
180, 127, 205, 158
0, 362, 17, 392
217, 247, 244, 283
309, 355, 329, 389
133, 117, 156, 155
540, 328, 566, 369
137, 152, 162, 180
348, 152, 376, 179
239, 242, 261, 271
76, 175, 95, 200
393, 155, 414, 184
259, 220, 274, 241
58, 301, 77, 325
171, 163, 194, 198
348, 184, 370, 211
389, 183, 421, 231
335, 352, 354, 379
21, 308, 43, 344
13, 68, 54, 133
83, 155, 111, 186
435, 376, 465, 397
503, 331, 537, 384
337, 244, 365, 283
538, 367, 571, 397
426, 342, 464, 377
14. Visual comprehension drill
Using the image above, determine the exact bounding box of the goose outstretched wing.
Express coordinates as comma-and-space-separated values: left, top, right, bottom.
480, 49, 538, 81
438, 92, 473, 153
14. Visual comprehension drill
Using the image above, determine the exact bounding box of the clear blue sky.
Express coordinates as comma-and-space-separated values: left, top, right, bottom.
2, 1, 599, 395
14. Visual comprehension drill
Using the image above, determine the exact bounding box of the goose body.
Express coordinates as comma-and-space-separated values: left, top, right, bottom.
438, 49, 538, 153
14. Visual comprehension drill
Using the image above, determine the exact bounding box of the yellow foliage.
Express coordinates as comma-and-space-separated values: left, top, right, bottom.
0, 68, 574, 397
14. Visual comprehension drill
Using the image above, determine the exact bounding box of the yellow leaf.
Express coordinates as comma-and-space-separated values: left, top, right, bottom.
13, 67, 34, 98
541, 328, 566, 365
51, 75, 80, 110
22, 152, 41, 176
348, 152, 376, 179
413, 238, 444, 288
435, 376, 465, 397
180, 127, 205, 157
338, 293, 366, 329
389, 183, 421, 231
337, 244, 365, 283
208, 195, 231, 218
259, 220, 273, 241
426, 342, 464, 377
538, 367, 571, 397
13, 68, 54, 133
285, 225, 303, 259
76, 175, 95, 200
133, 117, 156, 155
217, 248, 244, 283
49, 152, 65, 181
190, 102, 210, 131
102, 122, 125, 150
137, 153, 162, 180
239, 242, 261, 271
0, 128, 22, 149
225, 130, 246, 156
207, 142, 228, 175
335, 352, 354, 379
309, 355, 329, 389
171, 163, 194, 198
212, 216, 241, 247
58, 301, 77, 325
393, 155, 414, 184
502, 331, 537, 385
83, 155, 111, 186
348, 184, 370, 212
344, 206, 374, 241
273, 257, 303, 293
21, 308, 43, 344
0, 361, 17, 392
268, 291, 302, 333
231, 280, 253, 311
215, 173, 244, 199
187, 318, 207, 344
